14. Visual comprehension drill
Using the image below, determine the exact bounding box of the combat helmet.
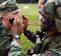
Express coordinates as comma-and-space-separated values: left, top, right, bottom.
44, 0, 61, 32
0, 0, 18, 14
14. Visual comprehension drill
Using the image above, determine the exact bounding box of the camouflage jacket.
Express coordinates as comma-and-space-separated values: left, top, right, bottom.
8, 45, 24, 56
24, 30, 61, 56
8, 39, 24, 56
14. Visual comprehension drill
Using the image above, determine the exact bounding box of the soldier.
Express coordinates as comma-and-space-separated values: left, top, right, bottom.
0, 0, 28, 56
23, 0, 61, 56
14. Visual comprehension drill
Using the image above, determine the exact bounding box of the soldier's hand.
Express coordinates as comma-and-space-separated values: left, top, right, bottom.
22, 15, 29, 31
11, 22, 23, 35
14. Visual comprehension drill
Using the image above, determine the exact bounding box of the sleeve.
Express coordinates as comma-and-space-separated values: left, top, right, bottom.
24, 30, 36, 43
23, 30, 45, 43
8, 40, 24, 56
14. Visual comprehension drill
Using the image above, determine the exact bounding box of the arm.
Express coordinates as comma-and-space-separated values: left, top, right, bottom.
24, 30, 36, 43
8, 36, 24, 56
9, 20, 24, 56
24, 30, 46, 43
22, 15, 36, 43
22, 15, 44, 43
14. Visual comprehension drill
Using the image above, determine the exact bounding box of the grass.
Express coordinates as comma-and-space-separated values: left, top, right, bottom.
18, 4, 39, 21
17, 4, 39, 55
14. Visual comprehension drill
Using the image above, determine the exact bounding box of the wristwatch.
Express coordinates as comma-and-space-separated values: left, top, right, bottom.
15, 35, 20, 40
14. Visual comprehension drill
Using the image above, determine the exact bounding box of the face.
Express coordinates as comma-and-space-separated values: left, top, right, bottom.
40, 13, 57, 36
2, 11, 23, 34
43, 12, 50, 20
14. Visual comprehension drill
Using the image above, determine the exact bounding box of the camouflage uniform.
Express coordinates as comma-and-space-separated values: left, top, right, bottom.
24, 0, 61, 56
8, 39, 24, 56
24, 30, 61, 56
0, 1, 24, 56
0, 17, 12, 56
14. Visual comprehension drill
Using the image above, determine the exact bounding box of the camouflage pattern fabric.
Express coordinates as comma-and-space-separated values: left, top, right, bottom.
8, 39, 25, 56
8, 45, 24, 56
0, 18, 13, 56
44, 2, 55, 16
0, 1, 18, 14
0, 19, 11, 49
34, 34, 61, 56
